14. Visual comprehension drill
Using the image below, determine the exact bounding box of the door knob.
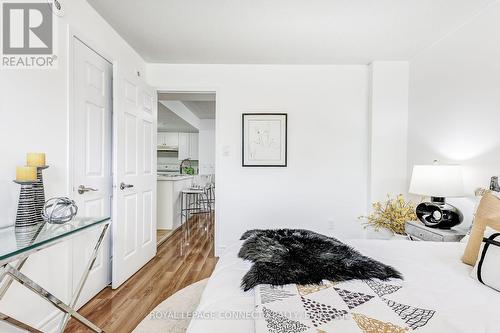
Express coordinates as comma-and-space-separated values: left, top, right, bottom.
78, 185, 98, 194
120, 182, 134, 190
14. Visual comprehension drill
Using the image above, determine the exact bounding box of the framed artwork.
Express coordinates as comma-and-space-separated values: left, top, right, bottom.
242, 113, 287, 167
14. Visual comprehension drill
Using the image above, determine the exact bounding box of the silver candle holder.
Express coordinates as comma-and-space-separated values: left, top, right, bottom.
14, 180, 39, 228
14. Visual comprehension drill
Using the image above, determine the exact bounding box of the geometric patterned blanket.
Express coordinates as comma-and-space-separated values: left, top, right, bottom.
255, 279, 442, 333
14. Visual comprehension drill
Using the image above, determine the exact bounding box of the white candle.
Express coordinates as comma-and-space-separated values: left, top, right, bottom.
27, 152, 46, 167
16, 166, 37, 181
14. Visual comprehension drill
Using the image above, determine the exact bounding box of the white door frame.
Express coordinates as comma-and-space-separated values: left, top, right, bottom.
156, 87, 221, 255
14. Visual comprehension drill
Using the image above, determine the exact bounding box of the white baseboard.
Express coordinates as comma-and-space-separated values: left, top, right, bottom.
38, 310, 63, 333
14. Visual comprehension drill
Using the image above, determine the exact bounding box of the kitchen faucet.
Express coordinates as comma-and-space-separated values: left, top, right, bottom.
179, 158, 191, 174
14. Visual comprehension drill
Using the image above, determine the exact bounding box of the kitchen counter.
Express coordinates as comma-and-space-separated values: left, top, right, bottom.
157, 176, 193, 230
157, 174, 193, 181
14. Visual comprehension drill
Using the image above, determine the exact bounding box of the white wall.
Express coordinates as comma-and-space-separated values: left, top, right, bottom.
408, 2, 500, 228
368, 62, 409, 203
0, 0, 145, 331
147, 64, 370, 251
199, 119, 216, 174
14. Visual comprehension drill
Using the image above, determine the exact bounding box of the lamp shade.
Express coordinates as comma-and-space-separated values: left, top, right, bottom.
409, 164, 464, 197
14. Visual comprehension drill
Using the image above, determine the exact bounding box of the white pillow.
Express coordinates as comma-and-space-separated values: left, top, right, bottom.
471, 226, 500, 291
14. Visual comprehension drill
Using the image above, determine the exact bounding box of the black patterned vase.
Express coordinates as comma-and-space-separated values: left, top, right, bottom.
15, 181, 38, 228
15, 223, 44, 247
33, 166, 48, 223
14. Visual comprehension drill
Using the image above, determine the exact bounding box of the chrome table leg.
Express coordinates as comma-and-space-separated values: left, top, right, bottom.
0, 310, 43, 333
58, 223, 109, 332
0, 223, 109, 333
3, 264, 103, 332
0, 257, 27, 299
0, 264, 43, 333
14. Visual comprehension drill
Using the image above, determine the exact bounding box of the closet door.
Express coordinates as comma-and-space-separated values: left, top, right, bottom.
71, 37, 112, 306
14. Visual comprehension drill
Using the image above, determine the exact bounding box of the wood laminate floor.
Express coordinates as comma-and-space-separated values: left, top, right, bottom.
156, 229, 174, 246
65, 212, 217, 333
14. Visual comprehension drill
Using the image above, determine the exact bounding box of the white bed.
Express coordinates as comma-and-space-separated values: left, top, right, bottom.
188, 239, 500, 333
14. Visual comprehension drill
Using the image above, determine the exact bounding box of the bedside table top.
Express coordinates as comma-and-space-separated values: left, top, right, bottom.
406, 220, 467, 235
405, 221, 467, 242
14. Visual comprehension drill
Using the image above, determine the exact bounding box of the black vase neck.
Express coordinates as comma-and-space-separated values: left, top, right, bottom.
431, 197, 445, 204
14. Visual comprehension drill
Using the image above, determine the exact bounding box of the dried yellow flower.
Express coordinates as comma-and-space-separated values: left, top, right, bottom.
359, 194, 416, 235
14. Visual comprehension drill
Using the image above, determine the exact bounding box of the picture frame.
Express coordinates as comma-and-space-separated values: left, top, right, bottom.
242, 113, 287, 167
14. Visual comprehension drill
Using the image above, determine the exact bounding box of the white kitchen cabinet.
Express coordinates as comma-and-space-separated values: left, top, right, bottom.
178, 133, 190, 160
164, 132, 179, 147
158, 132, 179, 148
178, 132, 199, 160
157, 133, 166, 146
189, 133, 199, 160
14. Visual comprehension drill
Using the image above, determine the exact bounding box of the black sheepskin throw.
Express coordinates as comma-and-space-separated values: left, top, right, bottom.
238, 229, 403, 291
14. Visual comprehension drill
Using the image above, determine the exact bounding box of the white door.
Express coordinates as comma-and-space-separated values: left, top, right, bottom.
71, 37, 113, 306
112, 68, 157, 288
178, 133, 190, 160
189, 133, 199, 160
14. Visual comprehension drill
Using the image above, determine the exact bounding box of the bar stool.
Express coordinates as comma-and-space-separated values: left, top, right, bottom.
207, 183, 215, 209
199, 183, 215, 211
180, 188, 210, 244
192, 175, 215, 212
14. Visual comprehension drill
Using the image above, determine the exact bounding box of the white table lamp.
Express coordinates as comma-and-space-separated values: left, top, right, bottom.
409, 162, 464, 229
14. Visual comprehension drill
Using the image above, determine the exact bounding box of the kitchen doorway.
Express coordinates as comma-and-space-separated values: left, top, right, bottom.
155, 92, 216, 247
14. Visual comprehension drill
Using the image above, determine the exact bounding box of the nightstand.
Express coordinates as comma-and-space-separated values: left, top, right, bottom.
405, 221, 467, 242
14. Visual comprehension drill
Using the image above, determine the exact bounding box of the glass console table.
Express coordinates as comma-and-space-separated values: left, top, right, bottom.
0, 217, 110, 333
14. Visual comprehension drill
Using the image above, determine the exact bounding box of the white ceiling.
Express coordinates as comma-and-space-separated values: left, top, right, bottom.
88, 0, 494, 64
157, 92, 215, 131
158, 92, 215, 102
158, 92, 216, 119
182, 101, 215, 119
158, 103, 198, 132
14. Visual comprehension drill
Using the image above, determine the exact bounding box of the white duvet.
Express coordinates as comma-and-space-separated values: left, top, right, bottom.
188, 239, 500, 333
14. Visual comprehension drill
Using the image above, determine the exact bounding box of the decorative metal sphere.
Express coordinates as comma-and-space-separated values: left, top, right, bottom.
42, 197, 78, 224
